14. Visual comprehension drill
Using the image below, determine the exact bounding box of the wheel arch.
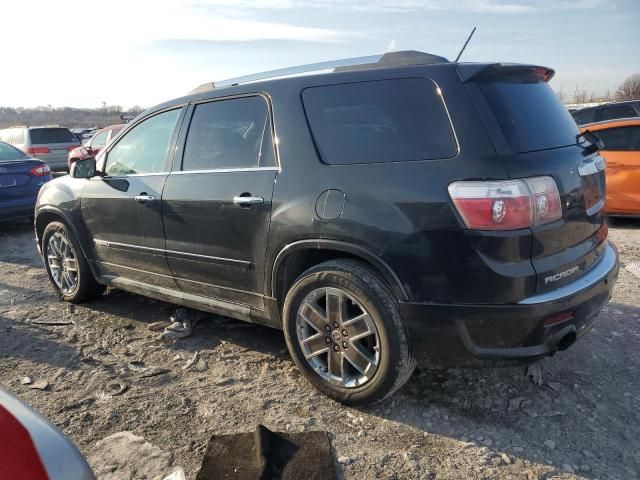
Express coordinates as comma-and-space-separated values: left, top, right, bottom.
270, 240, 409, 306
35, 207, 92, 262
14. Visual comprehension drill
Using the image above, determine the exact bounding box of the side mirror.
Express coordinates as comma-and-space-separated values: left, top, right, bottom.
71, 157, 97, 178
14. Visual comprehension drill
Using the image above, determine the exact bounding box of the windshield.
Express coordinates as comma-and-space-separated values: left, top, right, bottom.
0, 142, 27, 161
479, 79, 580, 153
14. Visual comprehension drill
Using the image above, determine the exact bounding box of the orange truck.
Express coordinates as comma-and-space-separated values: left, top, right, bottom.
581, 118, 640, 216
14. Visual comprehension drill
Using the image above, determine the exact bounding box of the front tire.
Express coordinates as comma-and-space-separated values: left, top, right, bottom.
42, 221, 104, 303
283, 260, 415, 405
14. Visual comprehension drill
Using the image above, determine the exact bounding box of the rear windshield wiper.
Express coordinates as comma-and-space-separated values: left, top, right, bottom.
576, 130, 604, 156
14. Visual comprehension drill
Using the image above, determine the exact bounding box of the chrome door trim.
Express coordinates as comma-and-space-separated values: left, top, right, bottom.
94, 239, 251, 267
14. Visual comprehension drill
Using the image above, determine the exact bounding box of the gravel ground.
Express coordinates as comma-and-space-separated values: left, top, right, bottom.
1, 218, 639, 480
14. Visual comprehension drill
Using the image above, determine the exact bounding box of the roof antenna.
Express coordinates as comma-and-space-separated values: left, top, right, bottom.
455, 27, 476, 62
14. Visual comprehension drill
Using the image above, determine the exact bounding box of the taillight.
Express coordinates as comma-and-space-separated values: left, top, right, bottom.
448, 176, 562, 230
30, 164, 51, 176
25, 147, 49, 155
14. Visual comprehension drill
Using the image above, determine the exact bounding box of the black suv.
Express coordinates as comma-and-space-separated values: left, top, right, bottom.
35, 51, 619, 405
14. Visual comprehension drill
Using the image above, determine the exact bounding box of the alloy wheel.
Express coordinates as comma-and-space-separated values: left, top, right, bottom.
296, 287, 380, 388
46, 232, 79, 294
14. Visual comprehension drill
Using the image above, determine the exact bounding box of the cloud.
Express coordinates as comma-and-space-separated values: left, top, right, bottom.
190, 0, 606, 14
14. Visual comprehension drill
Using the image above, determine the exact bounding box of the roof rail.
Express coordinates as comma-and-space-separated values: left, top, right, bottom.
189, 50, 449, 94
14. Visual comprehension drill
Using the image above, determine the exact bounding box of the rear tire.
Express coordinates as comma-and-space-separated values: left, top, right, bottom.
282, 259, 415, 405
42, 221, 105, 303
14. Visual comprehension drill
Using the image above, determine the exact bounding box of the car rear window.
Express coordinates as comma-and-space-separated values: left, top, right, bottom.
29, 128, 77, 144
479, 79, 579, 153
0, 142, 27, 161
302, 78, 458, 165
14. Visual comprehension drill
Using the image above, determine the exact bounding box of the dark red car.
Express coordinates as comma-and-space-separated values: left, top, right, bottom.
67, 124, 124, 169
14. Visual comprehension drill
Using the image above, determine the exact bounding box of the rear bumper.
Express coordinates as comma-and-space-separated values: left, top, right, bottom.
0, 200, 36, 221
400, 242, 619, 367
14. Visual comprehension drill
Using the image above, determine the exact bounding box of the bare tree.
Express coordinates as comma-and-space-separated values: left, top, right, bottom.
615, 73, 640, 101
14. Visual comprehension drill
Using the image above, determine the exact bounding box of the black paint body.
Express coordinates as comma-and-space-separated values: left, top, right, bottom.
34, 61, 619, 366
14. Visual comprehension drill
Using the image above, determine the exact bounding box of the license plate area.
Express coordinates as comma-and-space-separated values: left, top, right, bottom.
0, 176, 17, 188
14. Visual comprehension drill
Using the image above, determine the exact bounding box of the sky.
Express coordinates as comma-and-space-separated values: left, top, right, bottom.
1, 0, 638, 109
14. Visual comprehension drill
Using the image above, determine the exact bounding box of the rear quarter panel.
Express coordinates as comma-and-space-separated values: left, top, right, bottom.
264, 66, 536, 304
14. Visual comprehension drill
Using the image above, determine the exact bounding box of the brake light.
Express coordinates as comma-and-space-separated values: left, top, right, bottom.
448, 176, 562, 230
25, 147, 49, 155
30, 164, 51, 176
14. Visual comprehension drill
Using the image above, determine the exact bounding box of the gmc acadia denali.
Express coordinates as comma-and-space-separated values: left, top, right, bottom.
34, 51, 619, 405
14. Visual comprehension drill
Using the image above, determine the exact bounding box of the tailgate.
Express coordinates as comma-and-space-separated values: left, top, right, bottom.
464, 63, 609, 294
503, 147, 607, 293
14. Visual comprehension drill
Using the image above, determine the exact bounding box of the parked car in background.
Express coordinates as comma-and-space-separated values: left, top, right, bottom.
0, 126, 80, 172
0, 141, 51, 221
572, 100, 640, 126
35, 51, 619, 405
581, 118, 640, 216
70, 128, 96, 143
68, 124, 124, 169
0, 387, 95, 479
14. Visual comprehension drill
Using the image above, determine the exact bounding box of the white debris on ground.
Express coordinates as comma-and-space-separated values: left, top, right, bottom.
88, 431, 182, 480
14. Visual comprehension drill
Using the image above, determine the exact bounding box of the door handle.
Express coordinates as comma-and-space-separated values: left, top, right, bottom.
233, 195, 264, 206
134, 194, 156, 203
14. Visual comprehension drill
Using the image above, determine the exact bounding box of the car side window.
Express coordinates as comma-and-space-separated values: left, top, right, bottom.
105, 109, 181, 176
594, 105, 637, 122
182, 96, 274, 171
571, 109, 594, 126
597, 126, 640, 151
90, 131, 109, 149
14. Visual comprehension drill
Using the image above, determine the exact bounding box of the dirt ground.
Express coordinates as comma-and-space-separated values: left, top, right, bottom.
1, 218, 639, 480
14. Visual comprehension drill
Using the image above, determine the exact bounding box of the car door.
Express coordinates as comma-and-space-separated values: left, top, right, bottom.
162, 95, 278, 308
596, 125, 640, 214
81, 107, 184, 288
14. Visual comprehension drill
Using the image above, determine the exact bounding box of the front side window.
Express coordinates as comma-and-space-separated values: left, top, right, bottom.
302, 78, 457, 165
90, 131, 109, 149
105, 109, 181, 176
597, 126, 640, 151
182, 96, 274, 171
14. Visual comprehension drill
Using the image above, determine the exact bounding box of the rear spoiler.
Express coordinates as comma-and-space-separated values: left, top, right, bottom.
457, 63, 555, 83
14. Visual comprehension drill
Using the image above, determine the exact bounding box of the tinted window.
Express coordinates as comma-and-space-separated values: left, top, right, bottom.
182, 96, 273, 171
572, 109, 595, 126
594, 104, 638, 122
480, 79, 579, 153
302, 78, 457, 165
91, 131, 109, 149
0, 142, 27, 161
29, 128, 77, 144
11, 130, 25, 144
597, 126, 640, 151
105, 109, 181, 176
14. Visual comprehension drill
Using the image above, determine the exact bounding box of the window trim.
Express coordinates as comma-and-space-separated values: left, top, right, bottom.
300, 76, 460, 166
175, 92, 280, 174
100, 106, 186, 177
